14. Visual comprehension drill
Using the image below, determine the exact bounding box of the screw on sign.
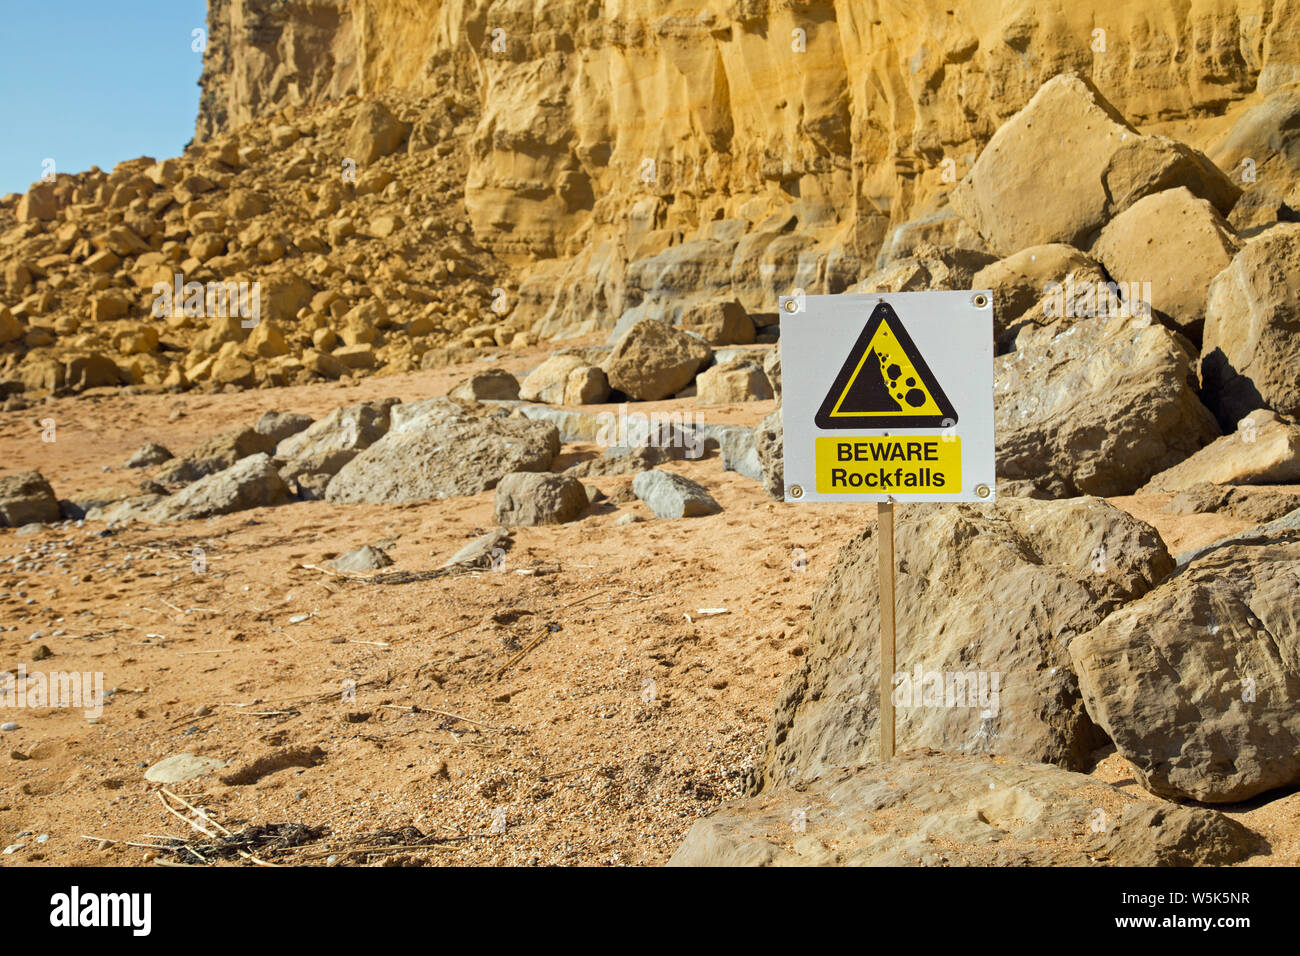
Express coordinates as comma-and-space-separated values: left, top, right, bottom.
780, 291, 996, 758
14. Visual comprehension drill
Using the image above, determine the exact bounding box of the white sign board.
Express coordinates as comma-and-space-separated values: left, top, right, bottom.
779, 291, 995, 503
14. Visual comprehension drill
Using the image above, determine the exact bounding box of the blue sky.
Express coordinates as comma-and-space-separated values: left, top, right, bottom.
0, 1, 207, 196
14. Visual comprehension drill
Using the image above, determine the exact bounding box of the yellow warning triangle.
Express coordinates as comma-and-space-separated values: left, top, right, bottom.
815, 301, 957, 429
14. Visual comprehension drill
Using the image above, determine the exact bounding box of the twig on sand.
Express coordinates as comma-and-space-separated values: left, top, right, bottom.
157, 789, 278, 867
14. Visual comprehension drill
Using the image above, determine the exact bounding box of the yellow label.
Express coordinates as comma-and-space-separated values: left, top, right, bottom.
815, 436, 961, 494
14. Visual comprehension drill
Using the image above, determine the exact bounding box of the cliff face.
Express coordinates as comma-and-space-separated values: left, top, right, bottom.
197, 0, 1300, 333
197, 0, 359, 141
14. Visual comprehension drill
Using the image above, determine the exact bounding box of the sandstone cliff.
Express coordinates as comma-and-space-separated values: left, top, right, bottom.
196, 1, 1300, 336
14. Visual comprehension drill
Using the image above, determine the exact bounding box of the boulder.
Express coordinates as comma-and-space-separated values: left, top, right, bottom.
276, 400, 394, 462
345, 100, 411, 164
156, 427, 276, 484
144, 754, 226, 784
150, 454, 289, 521
125, 442, 173, 469
327, 544, 393, 572
696, 360, 773, 405
0, 305, 21, 345
84, 493, 167, 524
439, 528, 512, 570
1208, 87, 1300, 205
756, 499, 1173, 791
1143, 409, 1300, 491
763, 344, 781, 400
1091, 187, 1239, 341
995, 316, 1220, 497
679, 299, 755, 345
0, 471, 60, 526
951, 74, 1238, 256
755, 409, 784, 499
254, 411, 314, 445
1161, 483, 1300, 524
16, 183, 58, 222
209, 351, 255, 387
276, 402, 396, 490
326, 412, 559, 502
972, 244, 1110, 347
565, 443, 684, 477
519, 354, 587, 404
1071, 539, 1300, 802
333, 344, 376, 370
604, 320, 712, 401
631, 470, 722, 519
89, 293, 129, 323
562, 365, 610, 405
715, 426, 763, 483
852, 244, 997, 294
671, 753, 1259, 867
493, 472, 590, 526
1201, 223, 1300, 426
246, 320, 289, 358
449, 367, 520, 402
64, 353, 121, 391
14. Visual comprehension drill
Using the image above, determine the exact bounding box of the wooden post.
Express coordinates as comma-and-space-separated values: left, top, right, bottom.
878, 501, 896, 760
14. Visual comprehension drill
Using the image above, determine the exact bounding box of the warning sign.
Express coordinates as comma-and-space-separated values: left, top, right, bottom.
815, 303, 957, 428
781, 291, 994, 503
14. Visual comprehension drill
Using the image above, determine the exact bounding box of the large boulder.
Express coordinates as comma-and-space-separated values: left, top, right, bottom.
1201, 223, 1300, 426
275, 400, 396, 488
449, 367, 520, 402
1071, 538, 1300, 803
972, 244, 1109, 348
64, 353, 122, 391
125, 442, 173, 469
714, 426, 763, 483
155, 427, 276, 485
755, 498, 1174, 791
494, 473, 589, 526
755, 409, 784, 499
1091, 187, 1240, 342
518, 354, 587, 404
150, 454, 289, 521
631, 470, 722, 519
952, 74, 1238, 256
679, 299, 755, 345
851, 244, 997, 295
1143, 409, 1300, 491
1174, 503, 1300, 567
16, 183, 58, 222
996, 316, 1220, 497
562, 365, 610, 405
0, 471, 60, 526
254, 411, 314, 445
671, 753, 1260, 867
604, 320, 712, 401
695, 360, 773, 405
345, 100, 411, 164
326, 411, 559, 502
1209, 87, 1300, 231
763, 345, 781, 399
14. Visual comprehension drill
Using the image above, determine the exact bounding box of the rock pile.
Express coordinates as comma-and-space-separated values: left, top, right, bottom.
0, 86, 516, 402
